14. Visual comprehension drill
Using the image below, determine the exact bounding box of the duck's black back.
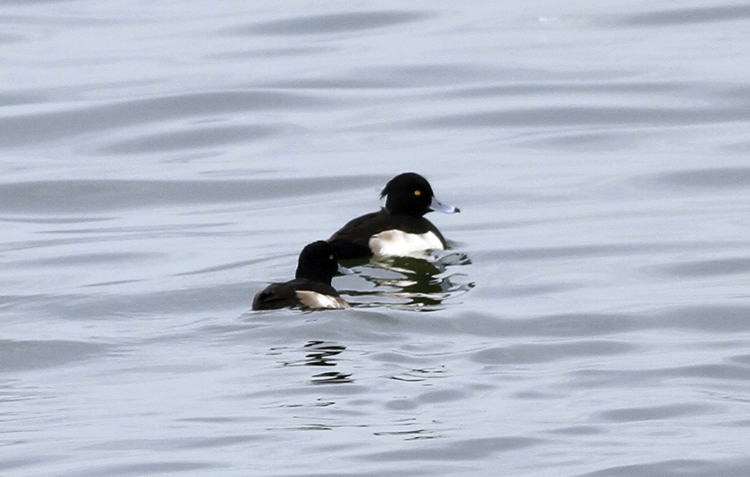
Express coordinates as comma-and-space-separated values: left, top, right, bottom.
328, 209, 446, 259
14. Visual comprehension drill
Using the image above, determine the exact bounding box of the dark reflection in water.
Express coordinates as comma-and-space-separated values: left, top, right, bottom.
309, 370, 352, 385
342, 252, 473, 310
280, 341, 352, 385
389, 366, 447, 383
302, 340, 345, 367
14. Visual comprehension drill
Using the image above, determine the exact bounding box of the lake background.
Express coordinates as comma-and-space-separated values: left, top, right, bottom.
2, 1, 750, 475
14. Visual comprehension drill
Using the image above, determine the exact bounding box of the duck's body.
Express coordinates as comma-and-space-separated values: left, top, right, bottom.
252, 278, 348, 310
329, 209, 447, 258
329, 173, 459, 259
252, 241, 349, 310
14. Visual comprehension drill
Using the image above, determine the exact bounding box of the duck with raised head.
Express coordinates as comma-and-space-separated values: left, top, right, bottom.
252, 241, 350, 310
328, 173, 459, 259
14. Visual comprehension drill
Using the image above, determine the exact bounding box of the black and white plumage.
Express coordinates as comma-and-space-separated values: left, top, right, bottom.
252, 241, 349, 310
329, 173, 459, 259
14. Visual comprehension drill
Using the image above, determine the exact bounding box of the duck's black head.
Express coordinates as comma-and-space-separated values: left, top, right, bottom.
381, 172, 459, 217
295, 240, 341, 284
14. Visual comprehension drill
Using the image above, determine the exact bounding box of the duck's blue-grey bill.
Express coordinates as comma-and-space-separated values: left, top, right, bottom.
430, 196, 460, 214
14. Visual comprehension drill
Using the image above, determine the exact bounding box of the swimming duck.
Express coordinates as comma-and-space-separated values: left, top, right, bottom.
329, 172, 459, 259
252, 241, 350, 310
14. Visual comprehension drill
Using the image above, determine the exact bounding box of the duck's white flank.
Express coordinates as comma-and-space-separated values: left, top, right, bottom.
368, 229, 443, 258
295, 290, 349, 309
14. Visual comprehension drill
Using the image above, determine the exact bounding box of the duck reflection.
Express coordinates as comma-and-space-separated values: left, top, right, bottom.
301, 340, 352, 385
341, 252, 473, 309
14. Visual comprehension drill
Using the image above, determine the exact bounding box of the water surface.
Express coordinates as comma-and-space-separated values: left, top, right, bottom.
2, 1, 750, 476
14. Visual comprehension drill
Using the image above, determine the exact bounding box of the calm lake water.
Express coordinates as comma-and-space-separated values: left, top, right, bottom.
2, 1, 750, 476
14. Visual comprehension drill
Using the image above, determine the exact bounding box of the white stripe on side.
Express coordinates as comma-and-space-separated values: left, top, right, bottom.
368, 229, 443, 258
296, 290, 349, 309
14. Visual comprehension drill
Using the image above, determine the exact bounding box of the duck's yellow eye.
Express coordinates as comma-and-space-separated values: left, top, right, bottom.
329, 254, 335, 260
414, 190, 421, 196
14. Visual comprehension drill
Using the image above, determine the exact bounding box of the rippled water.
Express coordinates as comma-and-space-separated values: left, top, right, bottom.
2, 1, 750, 476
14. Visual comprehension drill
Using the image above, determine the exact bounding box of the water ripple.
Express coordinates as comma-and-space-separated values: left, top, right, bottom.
360, 436, 543, 462
659, 257, 750, 277
410, 105, 750, 129
229, 11, 430, 36
598, 403, 715, 422
0, 176, 372, 213
471, 340, 635, 365
0, 339, 113, 372
97, 124, 280, 154
645, 166, 750, 190
580, 458, 750, 477
0, 91, 336, 147
606, 4, 750, 27
61, 461, 221, 477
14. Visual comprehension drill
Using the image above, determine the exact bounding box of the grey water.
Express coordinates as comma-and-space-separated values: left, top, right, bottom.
2, 1, 750, 476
